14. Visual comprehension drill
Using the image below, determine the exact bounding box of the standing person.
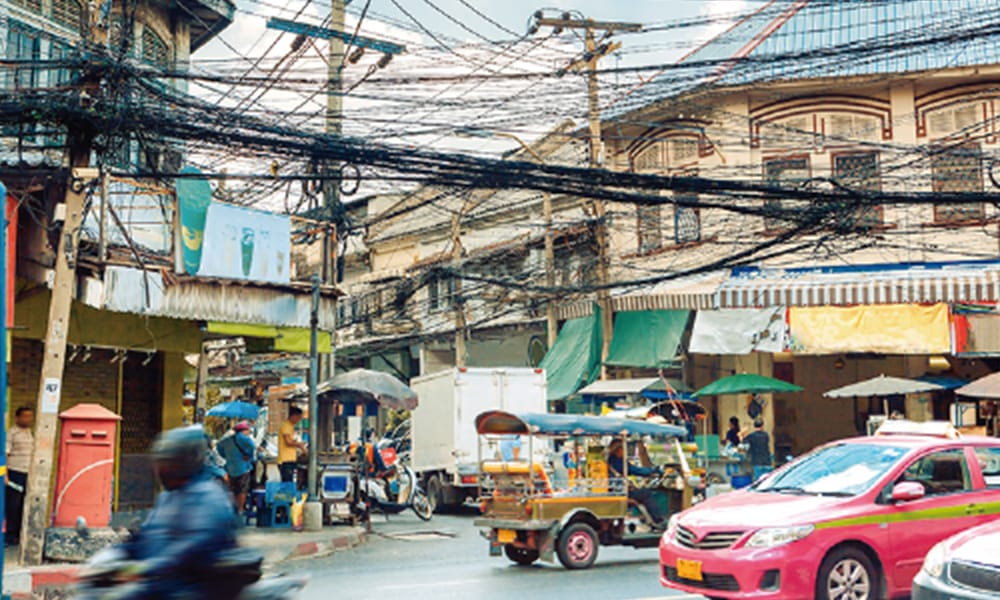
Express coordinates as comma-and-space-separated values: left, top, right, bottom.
218, 422, 256, 514
5, 406, 33, 547
204, 437, 227, 484
724, 416, 742, 448
278, 407, 306, 484
745, 418, 773, 481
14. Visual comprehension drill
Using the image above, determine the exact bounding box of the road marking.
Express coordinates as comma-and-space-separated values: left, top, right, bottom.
377, 578, 485, 591
629, 595, 707, 600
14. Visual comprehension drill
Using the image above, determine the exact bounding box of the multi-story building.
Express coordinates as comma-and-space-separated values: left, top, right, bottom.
337, 122, 595, 386
1, 0, 337, 558
592, 0, 1000, 453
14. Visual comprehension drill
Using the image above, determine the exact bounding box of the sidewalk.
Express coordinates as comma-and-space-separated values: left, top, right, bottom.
2, 525, 366, 599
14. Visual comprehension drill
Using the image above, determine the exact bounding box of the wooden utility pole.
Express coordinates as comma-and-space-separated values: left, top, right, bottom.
533, 14, 640, 377
21, 6, 107, 564
21, 143, 96, 566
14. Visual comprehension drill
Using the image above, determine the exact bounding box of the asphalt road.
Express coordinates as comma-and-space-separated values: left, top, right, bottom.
281, 508, 706, 600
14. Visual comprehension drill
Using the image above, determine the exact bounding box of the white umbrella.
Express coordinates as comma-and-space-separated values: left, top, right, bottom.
825, 374, 945, 419
956, 372, 1000, 400
823, 375, 944, 398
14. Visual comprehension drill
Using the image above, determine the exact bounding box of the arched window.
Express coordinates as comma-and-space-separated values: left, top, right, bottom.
51, 0, 83, 32
141, 27, 171, 69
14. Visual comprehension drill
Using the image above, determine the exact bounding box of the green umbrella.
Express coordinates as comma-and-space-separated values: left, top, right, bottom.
695, 373, 803, 396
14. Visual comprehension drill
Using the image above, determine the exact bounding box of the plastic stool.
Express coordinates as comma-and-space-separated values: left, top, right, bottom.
270, 501, 292, 528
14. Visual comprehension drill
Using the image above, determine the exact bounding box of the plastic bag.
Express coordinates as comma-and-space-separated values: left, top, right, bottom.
291, 493, 306, 530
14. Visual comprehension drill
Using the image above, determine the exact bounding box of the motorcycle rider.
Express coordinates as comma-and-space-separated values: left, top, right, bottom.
115, 426, 243, 599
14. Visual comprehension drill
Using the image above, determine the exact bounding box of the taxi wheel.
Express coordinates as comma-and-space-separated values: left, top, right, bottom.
817, 546, 881, 600
504, 545, 539, 566
556, 523, 599, 570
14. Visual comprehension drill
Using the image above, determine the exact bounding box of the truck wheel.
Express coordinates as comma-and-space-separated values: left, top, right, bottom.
816, 546, 881, 600
556, 523, 599, 570
425, 474, 442, 513
504, 545, 539, 566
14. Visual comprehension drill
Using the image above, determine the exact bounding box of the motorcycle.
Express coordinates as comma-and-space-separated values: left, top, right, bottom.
74, 545, 308, 600
355, 441, 432, 521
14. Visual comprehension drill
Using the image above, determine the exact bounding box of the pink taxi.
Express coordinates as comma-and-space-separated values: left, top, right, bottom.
659, 423, 1000, 600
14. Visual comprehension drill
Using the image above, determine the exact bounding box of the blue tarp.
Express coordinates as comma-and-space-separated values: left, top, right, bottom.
916, 375, 969, 390
475, 410, 687, 439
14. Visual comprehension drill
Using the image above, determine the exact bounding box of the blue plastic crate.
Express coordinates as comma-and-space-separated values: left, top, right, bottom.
265, 481, 297, 504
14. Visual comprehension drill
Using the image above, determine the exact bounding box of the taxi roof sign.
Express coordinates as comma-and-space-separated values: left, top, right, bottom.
874, 419, 960, 439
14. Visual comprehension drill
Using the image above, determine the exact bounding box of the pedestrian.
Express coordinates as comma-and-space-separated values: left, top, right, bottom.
278, 407, 306, 484
205, 437, 228, 484
218, 421, 257, 514
5, 406, 33, 547
744, 418, 773, 481
724, 416, 742, 448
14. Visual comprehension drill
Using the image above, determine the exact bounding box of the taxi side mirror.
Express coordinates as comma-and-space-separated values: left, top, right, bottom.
891, 481, 925, 502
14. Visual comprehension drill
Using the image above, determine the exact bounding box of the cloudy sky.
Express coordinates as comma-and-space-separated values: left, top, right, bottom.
189, 1, 756, 202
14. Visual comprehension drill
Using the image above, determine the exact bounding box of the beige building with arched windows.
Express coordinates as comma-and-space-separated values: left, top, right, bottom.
587, 1, 1000, 454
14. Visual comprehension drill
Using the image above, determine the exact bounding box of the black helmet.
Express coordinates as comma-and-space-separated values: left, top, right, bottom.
151, 426, 208, 490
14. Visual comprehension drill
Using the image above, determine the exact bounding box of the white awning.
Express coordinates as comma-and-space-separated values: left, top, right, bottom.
577, 377, 659, 396
717, 264, 1000, 309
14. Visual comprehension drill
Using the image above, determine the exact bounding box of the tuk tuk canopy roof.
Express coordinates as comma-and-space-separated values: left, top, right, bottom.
475, 410, 687, 439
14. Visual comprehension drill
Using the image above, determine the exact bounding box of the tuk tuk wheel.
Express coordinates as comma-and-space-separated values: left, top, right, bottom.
504, 545, 539, 566
556, 523, 599, 570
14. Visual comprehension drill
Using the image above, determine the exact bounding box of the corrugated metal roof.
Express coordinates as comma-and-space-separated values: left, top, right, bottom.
607, 0, 1000, 120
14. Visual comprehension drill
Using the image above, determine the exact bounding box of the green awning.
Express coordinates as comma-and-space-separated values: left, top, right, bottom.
604, 310, 689, 369
540, 307, 602, 401
206, 322, 332, 353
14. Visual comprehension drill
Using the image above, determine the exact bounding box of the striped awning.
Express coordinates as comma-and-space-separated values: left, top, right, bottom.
718, 265, 1000, 309
557, 271, 724, 318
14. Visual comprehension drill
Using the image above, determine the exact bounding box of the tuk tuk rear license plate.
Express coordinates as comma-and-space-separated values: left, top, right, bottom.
676, 558, 703, 582
497, 529, 516, 544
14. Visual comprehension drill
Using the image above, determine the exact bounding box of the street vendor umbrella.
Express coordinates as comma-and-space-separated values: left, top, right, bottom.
206, 401, 260, 420
321, 368, 419, 411
956, 371, 1000, 399
694, 373, 803, 397
823, 375, 944, 398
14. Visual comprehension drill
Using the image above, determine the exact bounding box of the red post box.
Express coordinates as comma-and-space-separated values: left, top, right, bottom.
53, 403, 122, 528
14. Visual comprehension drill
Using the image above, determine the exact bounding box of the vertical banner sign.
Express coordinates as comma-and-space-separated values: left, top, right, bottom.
175, 166, 213, 276
5, 191, 16, 327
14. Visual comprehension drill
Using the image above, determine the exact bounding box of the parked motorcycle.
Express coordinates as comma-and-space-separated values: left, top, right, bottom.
73, 546, 309, 600
360, 461, 434, 521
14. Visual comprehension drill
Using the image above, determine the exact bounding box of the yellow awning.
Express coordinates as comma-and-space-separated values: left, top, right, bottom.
789, 303, 950, 355
207, 322, 331, 353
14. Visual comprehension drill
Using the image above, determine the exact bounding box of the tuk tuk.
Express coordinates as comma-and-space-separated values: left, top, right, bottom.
473, 410, 692, 570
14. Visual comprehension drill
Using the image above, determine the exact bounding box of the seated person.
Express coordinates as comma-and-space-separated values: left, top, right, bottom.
607, 439, 666, 524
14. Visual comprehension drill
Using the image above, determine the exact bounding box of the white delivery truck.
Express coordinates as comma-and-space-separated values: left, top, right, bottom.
410, 367, 547, 511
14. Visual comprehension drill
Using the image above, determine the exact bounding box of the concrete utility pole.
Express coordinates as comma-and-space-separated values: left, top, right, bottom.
532, 13, 640, 378
324, 0, 345, 289
20, 6, 108, 565
451, 209, 467, 367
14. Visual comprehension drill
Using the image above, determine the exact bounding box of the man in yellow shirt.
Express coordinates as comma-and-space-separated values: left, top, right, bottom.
278, 407, 306, 483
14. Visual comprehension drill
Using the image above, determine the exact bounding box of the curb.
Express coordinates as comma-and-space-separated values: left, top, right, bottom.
279, 530, 367, 562
4, 565, 79, 599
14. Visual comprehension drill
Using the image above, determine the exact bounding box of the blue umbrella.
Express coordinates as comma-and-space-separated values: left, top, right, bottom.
206, 401, 259, 420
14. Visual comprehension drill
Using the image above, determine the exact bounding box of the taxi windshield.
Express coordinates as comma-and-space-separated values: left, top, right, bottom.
754, 443, 908, 496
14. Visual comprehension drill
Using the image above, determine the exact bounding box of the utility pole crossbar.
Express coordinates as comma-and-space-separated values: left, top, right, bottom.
531, 13, 641, 379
